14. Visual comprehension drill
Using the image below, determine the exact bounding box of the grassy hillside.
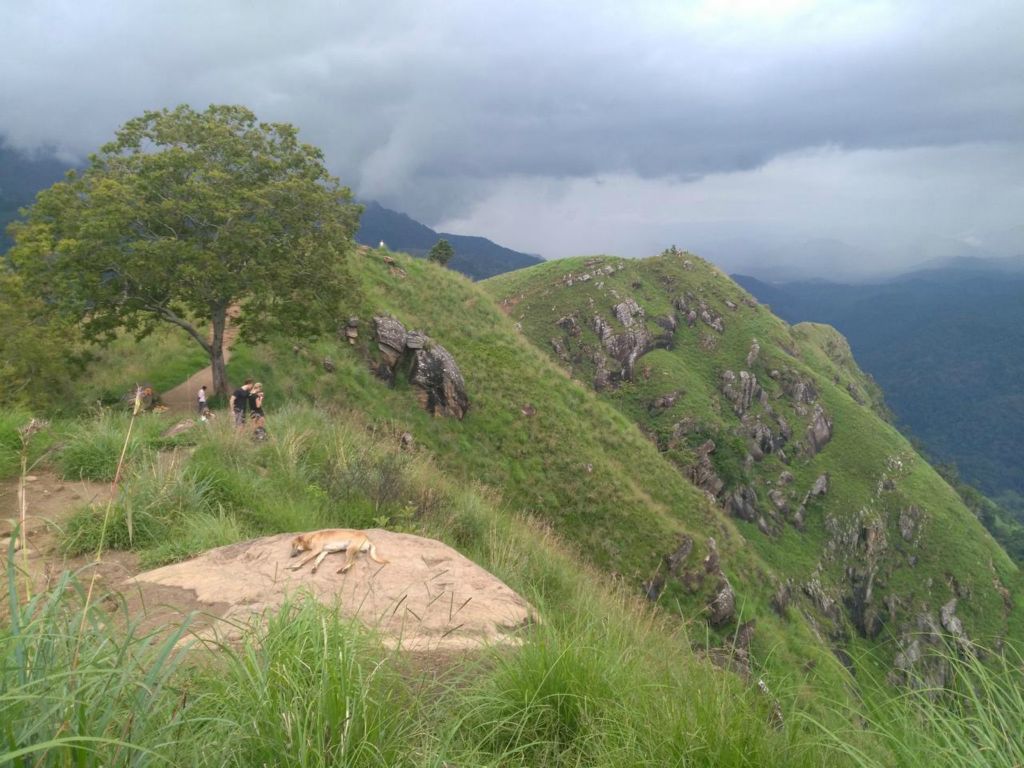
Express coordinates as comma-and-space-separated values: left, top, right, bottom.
5, 244, 1024, 765
10, 405, 1024, 766
215, 246, 850, 688
485, 250, 1023, 681
733, 267, 1024, 503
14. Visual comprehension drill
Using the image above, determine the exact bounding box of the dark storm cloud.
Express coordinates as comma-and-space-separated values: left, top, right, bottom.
2, 1, 1022, 274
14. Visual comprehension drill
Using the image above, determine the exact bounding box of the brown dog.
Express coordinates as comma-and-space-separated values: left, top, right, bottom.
288, 529, 390, 574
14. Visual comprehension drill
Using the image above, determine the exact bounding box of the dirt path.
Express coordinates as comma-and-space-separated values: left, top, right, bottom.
160, 306, 241, 413
0, 472, 136, 603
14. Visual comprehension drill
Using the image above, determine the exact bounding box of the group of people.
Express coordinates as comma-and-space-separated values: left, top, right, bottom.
196, 379, 267, 436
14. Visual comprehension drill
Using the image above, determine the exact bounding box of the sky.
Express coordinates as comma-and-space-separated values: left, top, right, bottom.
2, 0, 1023, 279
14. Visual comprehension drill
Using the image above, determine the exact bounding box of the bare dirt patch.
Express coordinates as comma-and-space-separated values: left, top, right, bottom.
0, 472, 133, 598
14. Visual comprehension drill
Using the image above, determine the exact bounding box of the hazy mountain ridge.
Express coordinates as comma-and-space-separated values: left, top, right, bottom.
355, 200, 543, 279
733, 264, 1024, 505
0, 144, 70, 251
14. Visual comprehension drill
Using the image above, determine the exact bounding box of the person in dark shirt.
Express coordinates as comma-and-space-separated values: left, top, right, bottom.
248, 382, 265, 427
230, 379, 254, 428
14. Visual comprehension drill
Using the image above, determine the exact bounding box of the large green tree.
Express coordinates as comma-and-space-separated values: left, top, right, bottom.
9, 104, 361, 395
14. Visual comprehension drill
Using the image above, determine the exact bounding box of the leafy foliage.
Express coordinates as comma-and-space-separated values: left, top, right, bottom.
426, 238, 455, 266
8, 104, 362, 394
0, 271, 82, 410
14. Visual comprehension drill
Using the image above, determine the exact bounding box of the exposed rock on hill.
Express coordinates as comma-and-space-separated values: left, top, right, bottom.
372, 315, 469, 418
485, 249, 1020, 682
721, 370, 762, 416
805, 405, 834, 455
130, 531, 535, 651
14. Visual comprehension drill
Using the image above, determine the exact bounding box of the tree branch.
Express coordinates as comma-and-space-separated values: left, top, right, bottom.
141, 301, 212, 354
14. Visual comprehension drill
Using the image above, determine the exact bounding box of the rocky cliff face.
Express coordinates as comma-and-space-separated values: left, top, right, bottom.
486, 248, 1020, 684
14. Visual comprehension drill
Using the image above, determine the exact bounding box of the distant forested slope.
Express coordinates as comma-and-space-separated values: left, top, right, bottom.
734, 262, 1024, 505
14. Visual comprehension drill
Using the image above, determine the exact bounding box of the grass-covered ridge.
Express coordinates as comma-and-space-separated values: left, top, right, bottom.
213, 246, 863, 686
4, 243, 1024, 764
485, 250, 1023, 671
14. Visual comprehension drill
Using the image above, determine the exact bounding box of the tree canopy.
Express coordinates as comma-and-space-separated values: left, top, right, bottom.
427, 238, 454, 266
8, 104, 362, 395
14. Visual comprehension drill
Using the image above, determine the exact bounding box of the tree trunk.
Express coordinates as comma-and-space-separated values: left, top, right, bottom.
210, 306, 230, 396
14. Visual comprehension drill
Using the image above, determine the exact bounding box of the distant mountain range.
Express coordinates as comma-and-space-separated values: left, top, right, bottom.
354, 201, 543, 280
0, 144, 542, 280
734, 258, 1024, 505
0, 144, 69, 251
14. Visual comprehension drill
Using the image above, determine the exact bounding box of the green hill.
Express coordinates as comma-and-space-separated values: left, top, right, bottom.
732, 265, 1024, 505
6, 244, 1024, 765
484, 249, 1022, 684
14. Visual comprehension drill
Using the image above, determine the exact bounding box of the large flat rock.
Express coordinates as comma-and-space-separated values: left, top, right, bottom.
129, 530, 535, 651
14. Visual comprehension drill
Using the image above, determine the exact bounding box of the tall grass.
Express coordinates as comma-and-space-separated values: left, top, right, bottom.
180, 601, 416, 767
1, 542, 191, 766
807, 644, 1024, 768
56, 410, 171, 482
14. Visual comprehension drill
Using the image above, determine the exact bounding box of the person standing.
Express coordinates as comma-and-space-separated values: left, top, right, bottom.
249, 382, 266, 429
197, 385, 208, 418
249, 382, 267, 439
230, 379, 253, 428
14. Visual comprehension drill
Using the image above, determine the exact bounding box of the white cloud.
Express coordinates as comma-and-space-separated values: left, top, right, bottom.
1, 0, 1022, 276
437, 143, 1024, 276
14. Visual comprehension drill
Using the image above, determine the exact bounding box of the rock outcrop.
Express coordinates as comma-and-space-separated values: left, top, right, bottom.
373, 315, 470, 419
591, 301, 655, 383
410, 344, 470, 419
805, 405, 833, 455
721, 370, 762, 416
687, 440, 726, 497
130, 531, 535, 652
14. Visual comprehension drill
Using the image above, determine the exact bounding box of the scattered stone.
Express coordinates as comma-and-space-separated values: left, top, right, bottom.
810, 474, 830, 498
768, 489, 789, 515
699, 333, 718, 351
778, 471, 794, 486
805, 405, 833, 455
162, 419, 196, 438
780, 371, 818, 404
322, 357, 336, 373
550, 337, 569, 360
727, 485, 760, 523
399, 432, 414, 451
899, 505, 923, 542
654, 314, 677, 332
556, 314, 581, 336
746, 339, 761, 368
788, 504, 806, 530
688, 443, 726, 497
344, 316, 360, 344
650, 391, 682, 412
520, 403, 536, 417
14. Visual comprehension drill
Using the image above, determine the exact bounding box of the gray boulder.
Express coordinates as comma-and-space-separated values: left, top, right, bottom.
410, 343, 470, 420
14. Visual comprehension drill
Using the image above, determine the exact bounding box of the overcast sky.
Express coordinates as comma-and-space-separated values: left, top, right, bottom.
2, 0, 1022, 278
